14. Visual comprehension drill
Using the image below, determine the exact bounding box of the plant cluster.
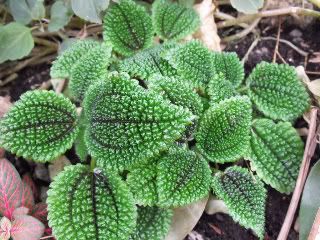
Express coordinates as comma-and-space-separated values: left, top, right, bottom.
0, 0, 310, 239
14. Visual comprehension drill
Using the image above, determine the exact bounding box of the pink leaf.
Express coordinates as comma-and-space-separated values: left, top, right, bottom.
30, 203, 48, 224
0, 217, 11, 240
21, 182, 34, 209
22, 174, 39, 201
0, 159, 23, 220
10, 215, 45, 240
12, 207, 29, 219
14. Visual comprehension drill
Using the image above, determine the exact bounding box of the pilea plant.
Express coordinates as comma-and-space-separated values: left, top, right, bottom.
0, 0, 310, 239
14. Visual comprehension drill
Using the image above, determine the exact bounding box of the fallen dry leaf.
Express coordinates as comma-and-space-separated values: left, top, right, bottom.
0, 96, 12, 118
193, 0, 221, 52
209, 223, 223, 235
48, 155, 71, 180
309, 52, 320, 63
205, 194, 228, 215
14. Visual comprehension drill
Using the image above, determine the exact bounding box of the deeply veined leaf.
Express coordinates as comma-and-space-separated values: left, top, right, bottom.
0, 216, 11, 240
152, 0, 200, 40
22, 174, 38, 201
164, 40, 215, 89
84, 72, 193, 171
247, 62, 310, 121
212, 166, 266, 239
212, 52, 244, 87
0, 159, 23, 220
103, 0, 154, 56
69, 43, 112, 100
249, 119, 304, 194
50, 40, 100, 79
118, 43, 178, 79
20, 182, 34, 210
47, 164, 137, 240
127, 146, 211, 207
10, 215, 45, 240
207, 72, 237, 105
74, 113, 89, 163
130, 206, 173, 240
30, 203, 48, 224
196, 96, 252, 163
0, 91, 79, 162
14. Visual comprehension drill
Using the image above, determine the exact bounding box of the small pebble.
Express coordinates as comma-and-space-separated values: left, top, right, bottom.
289, 29, 302, 38
40, 186, 49, 202
34, 163, 50, 182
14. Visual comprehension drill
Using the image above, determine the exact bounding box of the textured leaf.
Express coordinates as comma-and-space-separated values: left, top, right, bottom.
84, 72, 193, 171
10, 215, 45, 240
164, 40, 215, 89
22, 174, 38, 201
130, 206, 173, 240
230, 0, 264, 14
69, 43, 112, 100
20, 182, 34, 210
0, 22, 34, 64
299, 160, 320, 240
212, 166, 266, 239
0, 158, 23, 220
48, 1, 73, 32
118, 43, 178, 80
47, 164, 137, 240
103, 0, 153, 56
9, 0, 45, 24
0, 91, 79, 162
74, 113, 89, 163
212, 52, 244, 87
207, 72, 237, 105
50, 40, 100, 79
30, 203, 48, 224
152, 0, 200, 40
249, 119, 304, 194
127, 146, 211, 207
71, 0, 109, 24
0, 217, 11, 240
196, 96, 252, 163
247, 62, 310, 121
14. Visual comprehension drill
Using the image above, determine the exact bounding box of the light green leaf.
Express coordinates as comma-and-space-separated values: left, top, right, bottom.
74, 112, 88, 163
0, 22, 34, 64
130, 206, 173, 240
299, 160, 320, 240
196, 96, 252, 163
47, 164, 137, 240
103, 0, 154, 56
71, 0, 109, 23
84, 72, 193, 171
9, 0, 45, 24
230, 0, 264, 14
0, 90, 79, 162
212, 166, 266, 239
249, 119, 304, 194
48, 1, 73, 32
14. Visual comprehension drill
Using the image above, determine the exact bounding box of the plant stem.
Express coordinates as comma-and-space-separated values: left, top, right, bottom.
90, 158, 96, 172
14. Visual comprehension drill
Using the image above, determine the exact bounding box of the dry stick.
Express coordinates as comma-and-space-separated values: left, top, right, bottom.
273, 18, 282, 63
241, 37, 260, 64
214, 11, 249, 28
277, 108, 319, 240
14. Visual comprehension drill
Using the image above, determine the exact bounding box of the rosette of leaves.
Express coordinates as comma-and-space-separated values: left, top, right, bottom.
196, 96, 252, 163
84, 72, 193, 171
47, 164, 137, 240
247, 62, 310, 121
127, 146, 211, 207
0, 91, 79, 162
152, 0, 200, 40
212, 166, 266, 239
130, 206, 173, 240
103, 0, 154, 56
249, 119, 304, 193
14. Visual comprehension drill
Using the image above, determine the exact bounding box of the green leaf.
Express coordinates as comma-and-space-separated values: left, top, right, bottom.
299, 160, 320, 240
207, 72, 237, 105
84, 72, 193, 171
212, 166, 266, 239
249, 119, 304, 194
130, 206, 173, 240
164, 40, 215, 89
71, 0, 109, 24
247, 62, 310, 121
69, 43, 112, 100
152, 0, 200, 40
230, 0, 264, 14
47, 164, 137, 240
212, 51, 244, 87
127, 146, 211, 207
196, 96, 252, 163
0, 22, 34, 64
103, 0, 154, 56
0, 90, 79, 162
9, 0, 45, 24
50, 40, 100, 79
118, 43, 178, 79
74, 112, 88, 163
48, 1, 73, 32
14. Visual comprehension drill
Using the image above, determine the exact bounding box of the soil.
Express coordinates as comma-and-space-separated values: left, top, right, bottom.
1, 12, 319, 240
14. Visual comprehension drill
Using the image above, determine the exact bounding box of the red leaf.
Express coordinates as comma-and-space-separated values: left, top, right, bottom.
13, 207, 29, 219
0, 159, 23, 220
21, 182, 34, 210
30, 203, 48, 224
10, 215, 45, 240
22, 174, 38, 201
0, 217, 11, 240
